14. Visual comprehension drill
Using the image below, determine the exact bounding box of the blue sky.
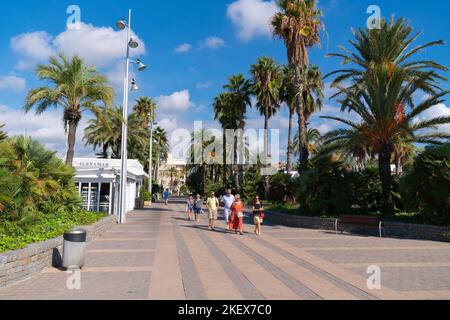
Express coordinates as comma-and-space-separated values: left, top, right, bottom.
0, 0, 449, 160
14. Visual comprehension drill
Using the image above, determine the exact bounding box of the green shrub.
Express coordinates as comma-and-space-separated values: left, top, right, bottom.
205, 182, 224, 197
297, 156, 384, 216
268, 173, 297, 204
400, 144, 450, 226
0, 210, 106, 252
241, 171, 264, 203
141, 191, 152, 202
0, 136, 108, 252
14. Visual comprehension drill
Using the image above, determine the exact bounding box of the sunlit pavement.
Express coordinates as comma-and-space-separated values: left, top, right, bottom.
0, 198, 449, 300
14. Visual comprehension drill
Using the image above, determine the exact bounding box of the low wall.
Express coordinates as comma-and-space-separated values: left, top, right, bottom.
0, 215, 116, 288
266, 211, 450, 243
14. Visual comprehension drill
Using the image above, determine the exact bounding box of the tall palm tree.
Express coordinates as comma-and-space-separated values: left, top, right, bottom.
272, 0, 323, 167
280, 65, 297, 172
83, 107, 122, 158
0, 124, 7, 142
213, 92, 234, 188
296, 64, 324, 164
153, 127, 169, 184
134, 97, 157, 128
24, 53, 114, 166
251, 57, 282, 196
83, 106, 147, 160
169, 167, 178, 191
325, 17, 449, 216
223, 74, 253, 190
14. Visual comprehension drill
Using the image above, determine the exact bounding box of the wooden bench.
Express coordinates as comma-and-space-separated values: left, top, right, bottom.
335, 215, 384, 238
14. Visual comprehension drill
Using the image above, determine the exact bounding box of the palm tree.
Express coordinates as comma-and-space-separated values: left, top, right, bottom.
83, 106, 148, 160
153, 127, 169, 184
223, 74, 253, 190
24, 54, 114, 166
296, 64, 324, 164
134, 97, 157, 128
272, 0, 323, 167
0, 136, 78, 226
213, 92, 234, 188
280, 65, 297, 172
83, 107, 122, 158
0, 124, 7, 142
324, 17, 450, 216
169, 167, 178, 191
293, 128, 322, 158
251, 57, 282, 196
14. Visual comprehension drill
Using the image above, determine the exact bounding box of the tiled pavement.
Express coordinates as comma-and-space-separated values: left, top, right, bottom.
0, 199, 449, 300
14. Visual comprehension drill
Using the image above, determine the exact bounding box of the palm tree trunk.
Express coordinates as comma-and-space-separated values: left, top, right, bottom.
263, 111, 270, 198
156, 151, 161, 184
102, 143, 109, 159
286, 107, 294, 173
395, 155, 403, 175
66, 119, 78, 166
378, 144, 394, 216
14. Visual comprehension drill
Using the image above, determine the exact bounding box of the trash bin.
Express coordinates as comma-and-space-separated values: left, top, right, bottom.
62, 229, 87, 269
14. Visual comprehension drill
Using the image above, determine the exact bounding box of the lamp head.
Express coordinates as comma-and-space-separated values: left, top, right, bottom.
136, 59, 147, 71
130, 79, 139, 91
128, 37, 139, 49
116, 20, 127, 30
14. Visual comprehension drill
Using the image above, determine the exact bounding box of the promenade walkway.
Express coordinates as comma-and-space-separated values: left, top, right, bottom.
0, 199, 449, 300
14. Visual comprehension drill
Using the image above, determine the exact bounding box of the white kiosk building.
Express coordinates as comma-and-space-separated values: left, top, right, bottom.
73, 158, 148, 217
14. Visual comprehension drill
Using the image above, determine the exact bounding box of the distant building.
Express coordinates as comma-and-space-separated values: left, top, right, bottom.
158, 153, 187, 194
73, 158, 148, 217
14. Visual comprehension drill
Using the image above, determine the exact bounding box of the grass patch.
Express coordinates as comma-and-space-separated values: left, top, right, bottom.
0, 211, 108, 253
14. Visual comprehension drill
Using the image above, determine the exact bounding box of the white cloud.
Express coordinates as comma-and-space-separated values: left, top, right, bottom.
0, 75, 26, 92
155, 90, 195, 114
227, 0, 278, 41
11, 31, 55, 69
416, 103, 450, 134
0, 105, 94, 158
10, 22, 146, 70
203, 36, 226, 50
174, 43, 192, 53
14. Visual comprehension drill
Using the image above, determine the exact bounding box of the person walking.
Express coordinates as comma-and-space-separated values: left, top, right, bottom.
206, 192, 220, 231
222, 189, 235, 230
229, 194, 245, 235
163, 189, 170, 206
186, 195, 194, 221
194, 194, 203, 224
253, 196, 265, 236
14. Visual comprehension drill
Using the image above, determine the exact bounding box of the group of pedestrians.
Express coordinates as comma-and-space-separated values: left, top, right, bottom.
185, 189, 265, 236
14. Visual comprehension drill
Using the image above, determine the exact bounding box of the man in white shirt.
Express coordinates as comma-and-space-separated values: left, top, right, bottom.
222, 189, 235, 230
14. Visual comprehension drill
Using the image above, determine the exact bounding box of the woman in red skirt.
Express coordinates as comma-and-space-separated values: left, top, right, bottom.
229, 194, 244, 235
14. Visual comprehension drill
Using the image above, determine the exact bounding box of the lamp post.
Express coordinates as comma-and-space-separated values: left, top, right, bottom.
148, 119, 157, 203
116, 9, 147, 224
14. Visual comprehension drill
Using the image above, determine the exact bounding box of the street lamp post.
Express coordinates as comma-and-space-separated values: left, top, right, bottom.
148, 119, 157, 203
116, 9, 147, 224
